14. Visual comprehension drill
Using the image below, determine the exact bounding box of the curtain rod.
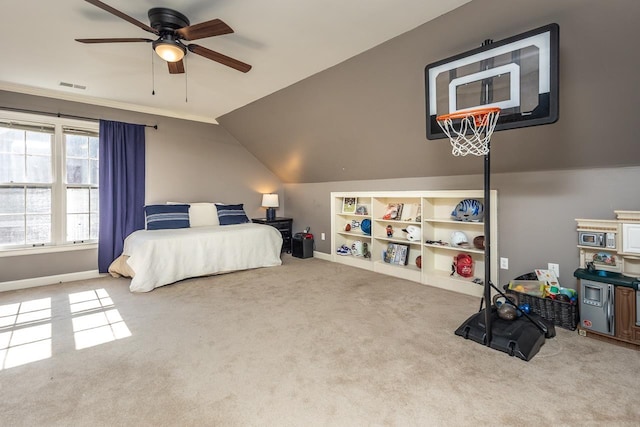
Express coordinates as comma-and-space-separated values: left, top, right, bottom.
0, 106, 158, 129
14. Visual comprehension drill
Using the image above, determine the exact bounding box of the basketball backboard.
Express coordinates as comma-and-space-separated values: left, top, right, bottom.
425, 23, 559, 140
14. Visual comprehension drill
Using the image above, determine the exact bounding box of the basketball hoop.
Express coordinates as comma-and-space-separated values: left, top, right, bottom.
436, 107, 500, 157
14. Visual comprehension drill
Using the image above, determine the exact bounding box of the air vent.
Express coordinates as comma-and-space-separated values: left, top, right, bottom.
59, 82, 87, 90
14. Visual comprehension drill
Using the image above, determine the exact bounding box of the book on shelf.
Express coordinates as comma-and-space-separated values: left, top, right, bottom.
384, 243, 396, 263
384, 243, 409, 265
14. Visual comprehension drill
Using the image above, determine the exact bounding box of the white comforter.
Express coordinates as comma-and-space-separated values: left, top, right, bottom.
111, 223, 283, 292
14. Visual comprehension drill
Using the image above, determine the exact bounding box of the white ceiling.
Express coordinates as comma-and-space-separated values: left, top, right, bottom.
0, 0, 470, 124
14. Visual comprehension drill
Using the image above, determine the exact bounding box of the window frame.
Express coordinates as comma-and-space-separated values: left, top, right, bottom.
63, 129, 100, 244
0, 110, 99, 256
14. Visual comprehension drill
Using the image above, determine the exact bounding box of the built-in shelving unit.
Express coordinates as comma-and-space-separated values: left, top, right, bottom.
331, 190, 498, 298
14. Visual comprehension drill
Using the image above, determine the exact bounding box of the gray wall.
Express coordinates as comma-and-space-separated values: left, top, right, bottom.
0, 91, 282, 282
285, 166, 640, 290
218, 0, 640, 182
215, 0, 640, 291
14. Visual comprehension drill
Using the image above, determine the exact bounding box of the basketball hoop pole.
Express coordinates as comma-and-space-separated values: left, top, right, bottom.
483, 135, 492, 346
480, 38, 494, 347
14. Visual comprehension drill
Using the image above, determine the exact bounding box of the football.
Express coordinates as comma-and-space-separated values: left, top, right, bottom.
473, 235, 485, 250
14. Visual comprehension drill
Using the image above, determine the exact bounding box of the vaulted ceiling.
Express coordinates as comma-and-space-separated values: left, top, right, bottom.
0, 0, 470, 124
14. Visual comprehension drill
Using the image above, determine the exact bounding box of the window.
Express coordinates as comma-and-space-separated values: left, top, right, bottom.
64, 130, 99, 242
0, 112, 99, 251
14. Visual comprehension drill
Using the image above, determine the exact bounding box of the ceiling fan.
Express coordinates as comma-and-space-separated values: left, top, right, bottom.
75, 0, 251, 74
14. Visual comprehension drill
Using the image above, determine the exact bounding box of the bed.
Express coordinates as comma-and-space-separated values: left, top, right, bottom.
108, 203, 283, 292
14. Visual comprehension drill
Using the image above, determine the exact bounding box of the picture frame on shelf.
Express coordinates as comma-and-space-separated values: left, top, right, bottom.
382, 203, 404, 220
383, 243, 410, 265
355, 203, 369, 216
400, 202, 421, 222
342, 197, 357, 214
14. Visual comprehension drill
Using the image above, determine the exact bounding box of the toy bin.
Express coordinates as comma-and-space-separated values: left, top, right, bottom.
504, 272, 579, 331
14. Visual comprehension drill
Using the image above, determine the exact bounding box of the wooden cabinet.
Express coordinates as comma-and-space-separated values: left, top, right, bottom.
615, 286, 637, 343
331, 190, 498, 298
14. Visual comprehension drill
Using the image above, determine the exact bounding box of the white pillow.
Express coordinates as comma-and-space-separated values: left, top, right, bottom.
167, 202, 220, 227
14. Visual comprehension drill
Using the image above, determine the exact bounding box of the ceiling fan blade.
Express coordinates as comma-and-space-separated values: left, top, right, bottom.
187, 44, 251, 73
168, 60, 185, 74
175, 18, 233, 41
76, 38, 153, 44
84, 0, 158, 35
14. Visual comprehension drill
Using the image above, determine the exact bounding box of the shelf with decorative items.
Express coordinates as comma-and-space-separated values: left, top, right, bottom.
421, 190, 497, 298
332, 195, 373, 268
574, 212, 640, 280
575, 218, 621, 272
370, 195, 423, 282
331, 190, 498, 298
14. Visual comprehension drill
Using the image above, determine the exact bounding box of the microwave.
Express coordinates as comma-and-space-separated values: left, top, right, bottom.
579, 231, 616, 248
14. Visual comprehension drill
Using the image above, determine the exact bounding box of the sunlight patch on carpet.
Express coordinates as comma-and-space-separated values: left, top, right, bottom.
69, 289, 131, 350
0, 298, 52, 370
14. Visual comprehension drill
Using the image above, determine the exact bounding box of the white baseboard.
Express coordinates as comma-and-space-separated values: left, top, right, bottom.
313, 251, 331, 261
0, 270, 102, 293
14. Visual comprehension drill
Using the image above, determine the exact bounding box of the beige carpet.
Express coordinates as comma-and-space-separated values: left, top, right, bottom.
1, 255, 638, 426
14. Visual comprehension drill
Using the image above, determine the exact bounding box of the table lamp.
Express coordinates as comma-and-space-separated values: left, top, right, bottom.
262, 194, 279, 220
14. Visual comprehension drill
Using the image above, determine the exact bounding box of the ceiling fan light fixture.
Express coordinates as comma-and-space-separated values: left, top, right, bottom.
153, 38, 186, 62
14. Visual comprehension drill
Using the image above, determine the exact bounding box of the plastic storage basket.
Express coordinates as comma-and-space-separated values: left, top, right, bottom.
504, 272, 579, 331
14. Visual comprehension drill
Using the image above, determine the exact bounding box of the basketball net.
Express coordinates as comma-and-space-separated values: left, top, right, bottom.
436, 107, 500, 156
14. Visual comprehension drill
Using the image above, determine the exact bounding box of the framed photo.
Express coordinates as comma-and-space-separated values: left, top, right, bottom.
355, 203, 369, 216
382, 203, 404, 220
342, 197, 357, 214
383, 243, 410, 265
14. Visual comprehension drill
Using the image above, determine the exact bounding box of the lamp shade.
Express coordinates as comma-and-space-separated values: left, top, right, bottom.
262, 194, 279, 208
153, 37, 186, 62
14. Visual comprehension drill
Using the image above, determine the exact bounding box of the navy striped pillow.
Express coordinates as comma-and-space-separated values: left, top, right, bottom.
145, 204, 190, 230
215, 203, 250, 225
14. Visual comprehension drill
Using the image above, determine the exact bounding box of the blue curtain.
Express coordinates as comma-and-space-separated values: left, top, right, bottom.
98, 120, 146, 273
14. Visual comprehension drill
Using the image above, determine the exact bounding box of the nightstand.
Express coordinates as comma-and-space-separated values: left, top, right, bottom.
252, 217, 293, 253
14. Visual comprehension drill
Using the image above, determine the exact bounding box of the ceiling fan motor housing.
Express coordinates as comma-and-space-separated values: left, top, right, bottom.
148, 8, 190, 33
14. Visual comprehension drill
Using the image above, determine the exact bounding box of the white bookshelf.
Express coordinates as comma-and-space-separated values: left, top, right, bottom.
331, 190, 498, 298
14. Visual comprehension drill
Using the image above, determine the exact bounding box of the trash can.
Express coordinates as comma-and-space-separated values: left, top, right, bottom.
292, 233, 314, 259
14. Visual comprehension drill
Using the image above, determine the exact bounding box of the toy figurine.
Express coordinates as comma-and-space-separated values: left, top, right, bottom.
386, 225, 393, 237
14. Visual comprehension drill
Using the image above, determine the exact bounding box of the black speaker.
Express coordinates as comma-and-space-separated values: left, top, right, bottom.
292, 236, 314, 259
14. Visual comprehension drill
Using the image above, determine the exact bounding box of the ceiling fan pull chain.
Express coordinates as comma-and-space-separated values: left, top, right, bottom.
185, 58, 188, 103
151, 49, 156, 95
